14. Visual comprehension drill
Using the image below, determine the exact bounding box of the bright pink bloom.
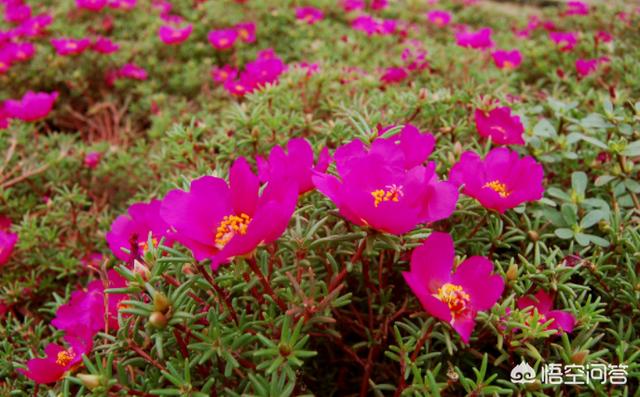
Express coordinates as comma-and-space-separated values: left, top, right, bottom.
0, 105, 8, 128
118, 63, 147, 80
371, 0, 388, 10
352, 15, 396, 36
19, 331, 93, 384
160, 158, 298, 269
296, 7, 324, 24
51, 38, 91, 56
426, 10, 451, 28
84, 152, 101, 169
0, 54, 10, 74
106, 199, 173, 262
0, 229, 18, 266
517, 290, 576, 333
234, 21, 256, 43
76, 0, 107, 11
549, 31, 578, 52
257, 138, 330, 194
449, 148, 544, 213
159, 24, 192, 45
380, 67, 408, 84
224, 79, 252, 97
341, 0, 365, 12
4, 42, 36, 63
81, 252, 103, 268
208, 28, 238, 50
491, 49, 522, 70
224, 50, 287, 96
5, 3, 31, 24
3, 91, 58, 122
92, 36, 119, 54
456, 27, 494, 49
403, 232, 504, 343
15, 13, 53, 37
575, 57, 608, 77
211, 65, 238, 84
313, 127, 458, 235
108, 0, 136, 10
475, 107, 525, 145
564, 1, 588, 16
595, 30, 613, 44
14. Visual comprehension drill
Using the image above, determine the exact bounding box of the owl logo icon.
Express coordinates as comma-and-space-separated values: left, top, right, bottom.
510, 360, 536, 384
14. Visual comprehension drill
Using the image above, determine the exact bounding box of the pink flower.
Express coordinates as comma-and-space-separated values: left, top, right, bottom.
549, 31, 578, 52
449, 147, 544, 213
595, 30, 613, 44
3, 91, 58, 122
52, 270, 127, 335
224, 50, 287, 96
92, 36, 119, 54
403, 232, 504, 343
211, 65, 238, 84
456, 27, 494, 49
5, 3, 31, 24
118, 63, 147, 80
380, 66, 408, 84
313, 127, 458, 235
575, 57, 608, 78
0, 105, 9, 128
257, 138, 330, 194
158, 24, 192, 45
160, 158, 298, 269
81, 252, 103, 268
224, 79, 252, 97
491, 49, 522, 70
51, 38, 91, 56
234, 22, 256, 43
84, 152, 101, 169
426, 10, 451, 28
4, 42, 36, 63
0, 228, 18, 266
76, 0, 108, 11
564, 1, 588, 16
15, 13, 52, 37
352, 15, 396, 36
475, 107, 525, 145
371, 0, 388, 10
19, 331, 93, 384
341, 0, 365, 12
108, 0, 136, 10
106, 199, 173, 262
517, 290, 576, 333
296, 7, 324, 24
208, 28, 238, 50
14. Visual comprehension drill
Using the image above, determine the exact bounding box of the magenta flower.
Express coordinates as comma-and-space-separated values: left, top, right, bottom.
108, 0, 136, 10
403, 232, 504, 343
475, 107, 525, 145
5, 42, 36, 63
313, 128, 458, 235
0, 105, 9, 128
595, 30, 613, 44
118, 63, 147, 80
575, 57, 608, 78
211, 65, 238, 84
92, 36, 119, 54
0, 53, 11, 74
449, 148, 544, 213
15, 13, 53, 37
5, 3, 31, 24
564, 1, 588, 16
456, 27, 494, 49
3, 91, 58, 122
257, 138, 330, 194
491, 49, 522, 70
51, 38, 91, 56
224, 50, 287, 96
341, 0, 365, 12
208, 28, 238, 50
234, 22, 256, 43
549, 31, 578, 52
160, 158, 298, 269
159, 24, 192, 45
352, 15, 396, 36
19, 331, 93, 384
380, 67, 408, 84
0, 228, 18, 266
426, 10, 451, 28
517, 290, 576, 333
84, 152, 101, 169
76, 0, 108, 11
371, 0, 388, 10
296, 7, 324, 24
106, 199, 173, 262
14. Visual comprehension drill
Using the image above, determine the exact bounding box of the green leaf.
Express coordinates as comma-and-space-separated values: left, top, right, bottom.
571, 172, 588, 196
622, 141, 640, 156
580, 210, 605, 229
554, 228, 574, 239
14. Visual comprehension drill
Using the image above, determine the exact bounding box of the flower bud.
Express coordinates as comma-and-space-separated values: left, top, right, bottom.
453, 141, 462, 156
153, 292, 171, 313
133, 260, 150, 281
77, 374, 101, 390
571, 350, 589, 365
182, 263, 195, 275
149, 311, 167, 328
506, 263, 518, 281
527, 230, 539, 242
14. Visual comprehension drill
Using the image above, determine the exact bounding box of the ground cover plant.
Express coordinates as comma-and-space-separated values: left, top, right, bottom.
0, 0, 639, 395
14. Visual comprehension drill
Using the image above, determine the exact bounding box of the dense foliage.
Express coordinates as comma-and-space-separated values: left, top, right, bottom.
1, 0, 639, 396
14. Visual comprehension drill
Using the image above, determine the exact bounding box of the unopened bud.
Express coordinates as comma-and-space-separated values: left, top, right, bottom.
182, 263, 195, 275
149, 311, 167, 328
77, 374, 101, 390
133, 260, 150, 281
527, 230, 539, 242
453, 141, 462, 156
571, 350, 589, 365
153, 292, 171, 313
506, 264, 518, 281
447, 151, 456, 165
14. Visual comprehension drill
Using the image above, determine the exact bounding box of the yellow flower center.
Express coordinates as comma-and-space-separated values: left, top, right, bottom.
239, 29, 249, 39
435, 283, 470, 318
139, 237, 158, 254
371, 184, 404, 207
55, 349, 75, 367
483, 180, 511, 198
218, 38, 229, 46
215, 213, 252, 249
67, 42, 78, 50
434, 16, 444, 25
502, 61, 514, 69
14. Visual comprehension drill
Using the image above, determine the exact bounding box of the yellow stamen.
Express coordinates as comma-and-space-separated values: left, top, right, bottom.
371, 184, 404, 207
139, 237, 158, 254
483, 180, 511, 198
435, 283, 470, 319
502, 61, 514, 69
215, 213, 252, 249
218, 38, 229, 46
55, 349, 75, 367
